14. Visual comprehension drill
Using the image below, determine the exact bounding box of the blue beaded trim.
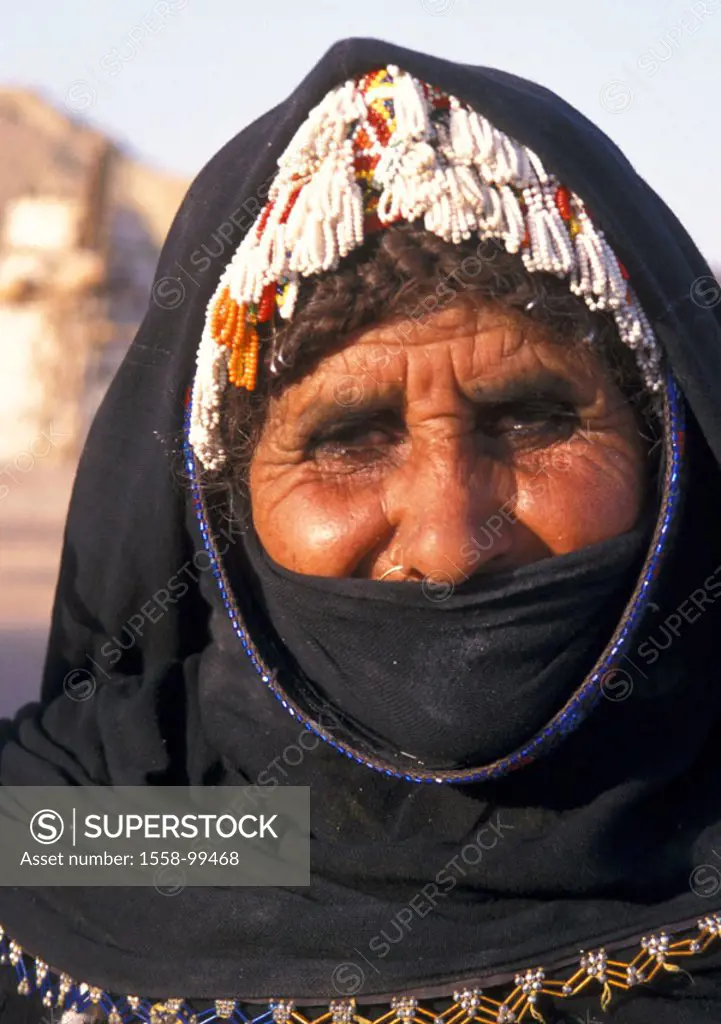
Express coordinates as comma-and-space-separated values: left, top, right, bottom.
183, 371, 685, 785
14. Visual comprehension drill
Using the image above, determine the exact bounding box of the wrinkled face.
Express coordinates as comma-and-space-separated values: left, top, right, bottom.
249, 300, 648, 582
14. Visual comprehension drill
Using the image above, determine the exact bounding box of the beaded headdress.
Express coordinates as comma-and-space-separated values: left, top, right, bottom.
189, 65, 664, 470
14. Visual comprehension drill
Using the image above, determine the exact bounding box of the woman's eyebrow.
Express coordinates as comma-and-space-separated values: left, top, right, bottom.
468, 371, 578, 407
294, 391, 405, 433
292, 371, 577, 434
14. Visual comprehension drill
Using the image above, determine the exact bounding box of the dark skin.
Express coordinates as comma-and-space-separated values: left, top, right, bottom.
249, 299, 647, 584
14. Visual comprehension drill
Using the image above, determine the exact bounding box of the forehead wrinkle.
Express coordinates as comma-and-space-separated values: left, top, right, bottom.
285, 300, 531, 395
351, 299, 519, 350
348, 303, 530, 388
400, 315, 535, 422
400, 311, 537, 406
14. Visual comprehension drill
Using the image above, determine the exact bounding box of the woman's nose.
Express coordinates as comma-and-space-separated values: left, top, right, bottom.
383, 438, 515, 584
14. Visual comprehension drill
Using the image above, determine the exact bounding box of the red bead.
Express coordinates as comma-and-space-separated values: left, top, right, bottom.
555, 187, 572, 221
366, 106, 391, 145
353, 155, 377, 174
279, 188, 301, 225
364, 212, 385, 235
257, 283, 276, 323
255, 200, 275, 240
353, 127, 372, 151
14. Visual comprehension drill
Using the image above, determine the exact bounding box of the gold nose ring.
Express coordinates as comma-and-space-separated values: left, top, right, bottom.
379, 564, 405, 581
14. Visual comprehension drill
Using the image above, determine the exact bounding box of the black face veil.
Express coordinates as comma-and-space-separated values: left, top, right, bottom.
3, 36, 721, 1024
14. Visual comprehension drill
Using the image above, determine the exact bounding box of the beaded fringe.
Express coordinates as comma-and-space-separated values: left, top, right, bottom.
2, 915, 719, 1024
189, 64, 663, 471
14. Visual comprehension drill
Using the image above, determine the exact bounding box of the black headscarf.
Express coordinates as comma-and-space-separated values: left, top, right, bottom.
3, 36, 721, 1024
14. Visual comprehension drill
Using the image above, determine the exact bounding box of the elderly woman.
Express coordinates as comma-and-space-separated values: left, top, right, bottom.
2, 36, 721, 1024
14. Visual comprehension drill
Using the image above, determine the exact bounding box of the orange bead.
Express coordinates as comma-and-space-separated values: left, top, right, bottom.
219, 299, 238, 347
211, 287, 231, 344
240, 327, 259, 390
234, 304, 247, 348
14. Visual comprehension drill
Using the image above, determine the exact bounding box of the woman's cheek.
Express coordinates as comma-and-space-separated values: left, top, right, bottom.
257, 475, 387, 576
514, 444, 644, 553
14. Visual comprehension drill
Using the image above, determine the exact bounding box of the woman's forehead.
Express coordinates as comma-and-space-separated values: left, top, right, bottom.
291, 301, 590, 373
273, 316, 602, 423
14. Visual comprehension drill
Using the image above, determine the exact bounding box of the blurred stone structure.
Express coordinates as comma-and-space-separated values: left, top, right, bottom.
0, 88, 187, 462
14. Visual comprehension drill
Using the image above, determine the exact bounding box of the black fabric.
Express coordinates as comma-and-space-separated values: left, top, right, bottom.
240, 520, 650, 768
1, 36, 721, 1023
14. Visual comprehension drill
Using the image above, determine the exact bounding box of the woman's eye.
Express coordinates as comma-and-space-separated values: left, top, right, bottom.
307, 419, 403, 462
316, 429, 393, 453
485, 406, 578, 449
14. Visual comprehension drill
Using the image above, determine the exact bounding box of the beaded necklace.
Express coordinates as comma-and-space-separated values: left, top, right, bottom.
3, 913, 721, 1023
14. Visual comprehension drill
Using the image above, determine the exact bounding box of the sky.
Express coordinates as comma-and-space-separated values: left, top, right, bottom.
2, 0, 721, 263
